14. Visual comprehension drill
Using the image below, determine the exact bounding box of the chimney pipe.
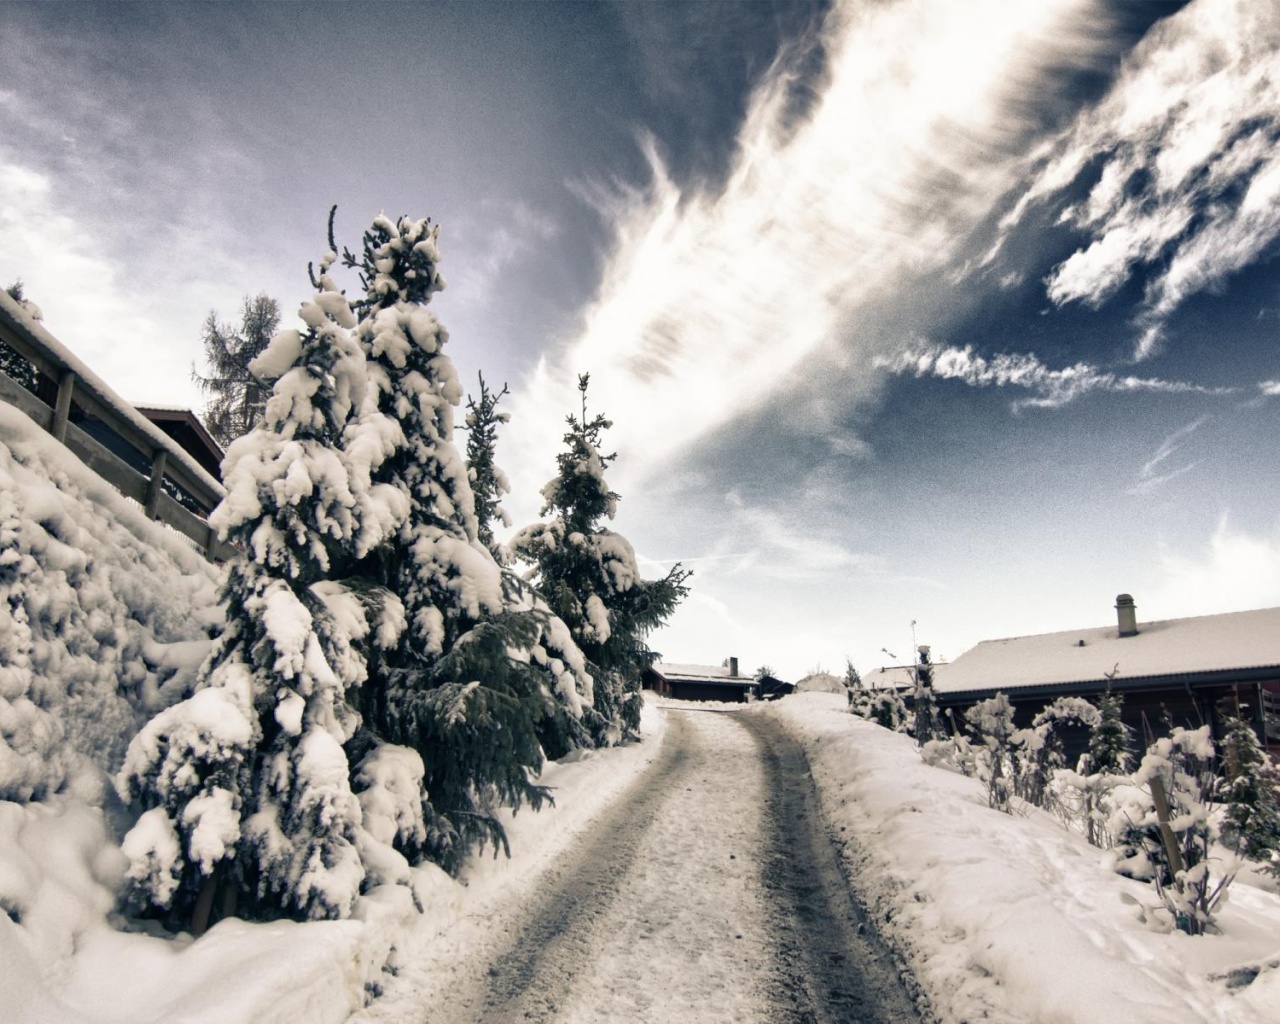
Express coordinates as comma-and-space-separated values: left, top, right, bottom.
729, 656, 739, 678
1115, 594, 1138, 637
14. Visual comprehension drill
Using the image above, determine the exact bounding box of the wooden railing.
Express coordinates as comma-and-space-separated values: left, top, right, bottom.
0, 292, 237, 562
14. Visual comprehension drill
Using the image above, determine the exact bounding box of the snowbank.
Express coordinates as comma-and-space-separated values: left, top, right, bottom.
0, 701, 665, 1024
0, 401, 221, 802
766, 692, 1280, 1024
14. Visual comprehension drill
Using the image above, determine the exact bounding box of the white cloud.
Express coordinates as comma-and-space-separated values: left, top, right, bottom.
1002, 0, 1280, 359
1146, 518, 1280, 618
876, 342, 1236, 410
0, 159, 270, 410
506, 0, 1128, 502
1126, 415, 1209, 495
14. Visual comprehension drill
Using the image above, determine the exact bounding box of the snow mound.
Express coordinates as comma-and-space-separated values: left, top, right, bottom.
767, 693, 1280, 1024
0, 403, 221, 802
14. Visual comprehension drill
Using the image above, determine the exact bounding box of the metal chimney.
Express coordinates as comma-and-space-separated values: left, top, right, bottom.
728, 656, 739, 678
1115, 594, 1138, 637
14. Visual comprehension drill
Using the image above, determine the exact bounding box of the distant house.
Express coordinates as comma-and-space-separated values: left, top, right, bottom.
642, 657, 790, 703
930, 595, 1280, 752
134, 406, 226, 482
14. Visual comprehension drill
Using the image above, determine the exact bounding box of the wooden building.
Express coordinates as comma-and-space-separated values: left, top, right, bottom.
929, 596, 1280, 753
642, 657, 786, 703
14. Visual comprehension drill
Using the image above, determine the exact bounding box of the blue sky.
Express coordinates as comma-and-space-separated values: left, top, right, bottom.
3, 0, 1280, 680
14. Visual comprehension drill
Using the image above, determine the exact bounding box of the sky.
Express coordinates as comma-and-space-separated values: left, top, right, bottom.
2, 0, 1280, 681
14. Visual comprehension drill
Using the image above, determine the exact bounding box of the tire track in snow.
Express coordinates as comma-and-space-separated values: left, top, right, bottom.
415, 706, 922, 1024
417, 710, 700, 1023
739, 710, 921, 1024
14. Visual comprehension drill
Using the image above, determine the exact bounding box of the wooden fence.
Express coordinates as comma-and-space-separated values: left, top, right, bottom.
0, 295, 237, 562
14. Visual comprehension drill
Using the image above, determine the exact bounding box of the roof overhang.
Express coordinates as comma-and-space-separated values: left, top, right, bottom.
934, 664, 1280, 706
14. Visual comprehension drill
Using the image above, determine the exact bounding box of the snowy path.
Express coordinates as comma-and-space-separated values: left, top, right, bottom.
360, 705, 919, 1024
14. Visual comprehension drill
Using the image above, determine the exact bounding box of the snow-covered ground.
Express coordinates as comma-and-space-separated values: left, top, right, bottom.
772, 692, 1280, 1024
0, 701, 665, 1024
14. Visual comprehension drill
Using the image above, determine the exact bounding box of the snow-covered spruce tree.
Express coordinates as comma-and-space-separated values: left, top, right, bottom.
463, 373, 513, 557
1087, 686, 1133, 776
459, 370, 598, 760
193, 294, 282, 448
912, 646, 943, 745
965, 693, 1018, 812
512, 374, 690, 745
339, 213, 581, 872
1218, 712, 1280, 865
118, 258, 403, 926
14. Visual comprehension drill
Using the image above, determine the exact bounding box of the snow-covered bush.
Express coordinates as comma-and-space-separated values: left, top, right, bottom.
1012, 696, 1101, 810
1114, 726, 1234, 935
846, 662, 909, 732
0, 406, 220, 805
1052, 688, 1134, 847
512, 373, 689, 745
965, 693, 1018, 813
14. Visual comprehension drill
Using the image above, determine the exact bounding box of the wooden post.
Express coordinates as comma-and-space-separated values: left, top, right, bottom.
144, 449, 168, 520
1149, 773, 1185, 889
51, 369, 75, 443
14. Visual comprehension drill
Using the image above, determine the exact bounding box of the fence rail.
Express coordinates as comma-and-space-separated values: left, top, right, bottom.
0, 294, 237, 563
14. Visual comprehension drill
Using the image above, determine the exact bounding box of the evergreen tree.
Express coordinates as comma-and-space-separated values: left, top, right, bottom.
512, 374, 690, 744
912, 646, 943, 745
1218, 712, 1280, 863
340, 212, 582, 871
1086, 686, 1133, 775
458, 369, 596, 760
193, 294, 281, 448
462, 373, 512, 558
965, 693, 1018, 812
118, 255, 401, 925
2, 282, 39, 393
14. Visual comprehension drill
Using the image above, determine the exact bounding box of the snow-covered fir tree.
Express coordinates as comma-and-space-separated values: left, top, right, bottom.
1218, 712, 1280, 865
1086, 686, 1133, 775
458, 370, 598, 760
117, 255, 403, 926
340, 213, 588, 871
912, 646, 943, 745
965, 692, 1018, 812
512, 374, 690, 744
193, 294, 282, 448
462, 373, 513, 558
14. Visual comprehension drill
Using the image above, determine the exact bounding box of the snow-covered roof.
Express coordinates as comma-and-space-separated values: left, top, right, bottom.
863, 665, 919, 690
936, 605, 1280, 695
651, 662, 755, 685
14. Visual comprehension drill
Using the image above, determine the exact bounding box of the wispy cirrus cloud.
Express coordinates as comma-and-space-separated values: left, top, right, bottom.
875, 342, 1237, 411
1126, 415, 1210, 495
998, 0, 1280, 360
505, 0, 1137, 509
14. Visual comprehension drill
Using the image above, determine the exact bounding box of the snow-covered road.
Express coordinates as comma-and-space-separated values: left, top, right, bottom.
363, 705, 919, 1024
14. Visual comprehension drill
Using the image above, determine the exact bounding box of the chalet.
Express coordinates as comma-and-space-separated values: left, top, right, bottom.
642, 657, 790, 703
929, 595, 1280, 751
134, 406, 225, 482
